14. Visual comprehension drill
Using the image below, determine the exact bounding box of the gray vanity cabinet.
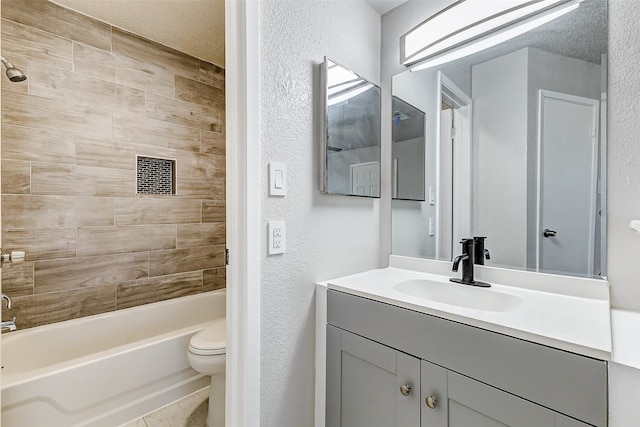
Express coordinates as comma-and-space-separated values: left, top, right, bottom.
326, 290, 605, 427
327, 328, 590, 427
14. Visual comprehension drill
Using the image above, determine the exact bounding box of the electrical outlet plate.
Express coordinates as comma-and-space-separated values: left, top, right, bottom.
268, 221, 286, 255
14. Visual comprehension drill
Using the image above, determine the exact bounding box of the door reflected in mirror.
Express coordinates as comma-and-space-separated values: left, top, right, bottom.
321, 57, 381, 197
391, 0, 607, 279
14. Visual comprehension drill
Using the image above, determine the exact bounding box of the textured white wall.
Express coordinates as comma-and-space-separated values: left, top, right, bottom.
259, 1, 381, 425
607, 0, 640, 311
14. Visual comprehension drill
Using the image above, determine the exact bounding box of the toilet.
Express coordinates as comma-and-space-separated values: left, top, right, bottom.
188, 317, 226, 427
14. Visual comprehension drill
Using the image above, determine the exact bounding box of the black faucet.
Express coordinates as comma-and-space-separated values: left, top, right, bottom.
450, 238, 490, 287
473, 236, 490, 265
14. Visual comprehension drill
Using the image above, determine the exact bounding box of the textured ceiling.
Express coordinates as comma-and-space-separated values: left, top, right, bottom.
504, 0, 607, 65
50, 0, 225, 67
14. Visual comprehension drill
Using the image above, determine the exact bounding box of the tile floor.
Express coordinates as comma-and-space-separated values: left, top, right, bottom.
119, 387, 210, 427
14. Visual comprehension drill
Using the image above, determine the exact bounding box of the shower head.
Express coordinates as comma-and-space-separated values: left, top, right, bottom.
0, 56, 27, 82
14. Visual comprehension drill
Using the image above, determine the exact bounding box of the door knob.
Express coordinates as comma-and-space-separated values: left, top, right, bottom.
400, 384, 412, 396
543, 229, 557, 238
425, 395, 438, 409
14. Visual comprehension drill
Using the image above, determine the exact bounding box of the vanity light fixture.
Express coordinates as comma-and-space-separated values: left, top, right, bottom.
402, 0, 582, 72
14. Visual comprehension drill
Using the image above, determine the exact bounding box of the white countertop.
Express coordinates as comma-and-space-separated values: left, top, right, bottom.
326, 261, 612, 360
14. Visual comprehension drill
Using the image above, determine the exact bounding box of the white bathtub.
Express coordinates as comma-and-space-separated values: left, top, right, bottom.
1, 290, 225, 427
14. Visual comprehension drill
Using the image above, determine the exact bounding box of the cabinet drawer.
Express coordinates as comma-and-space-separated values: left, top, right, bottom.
327, 290, 607, 427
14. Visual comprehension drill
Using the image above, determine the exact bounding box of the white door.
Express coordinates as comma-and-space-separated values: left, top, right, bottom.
537, 90, 599, 275
350, 161, 380, 197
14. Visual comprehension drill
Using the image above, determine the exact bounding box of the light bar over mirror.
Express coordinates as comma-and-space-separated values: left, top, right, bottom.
402, 0, 583, 71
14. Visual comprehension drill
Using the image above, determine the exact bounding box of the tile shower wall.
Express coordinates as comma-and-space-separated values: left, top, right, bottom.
0, 0, 226, 329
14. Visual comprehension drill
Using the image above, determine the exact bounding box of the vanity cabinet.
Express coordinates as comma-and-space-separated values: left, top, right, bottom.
326, 290, 606, 427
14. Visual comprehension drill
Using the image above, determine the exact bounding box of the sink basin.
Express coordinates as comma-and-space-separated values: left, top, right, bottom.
393, 279, 522, 312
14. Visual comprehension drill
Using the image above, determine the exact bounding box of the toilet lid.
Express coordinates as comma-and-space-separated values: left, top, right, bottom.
189, 318, 226, 356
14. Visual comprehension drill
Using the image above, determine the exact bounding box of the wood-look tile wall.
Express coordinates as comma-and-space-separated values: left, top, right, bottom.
0, 0, 226, 329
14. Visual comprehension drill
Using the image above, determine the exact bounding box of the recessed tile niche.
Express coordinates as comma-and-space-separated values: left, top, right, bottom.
137, 156, 176, 195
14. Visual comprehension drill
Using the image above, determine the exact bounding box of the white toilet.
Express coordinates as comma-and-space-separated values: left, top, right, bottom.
188, 317, 226, 427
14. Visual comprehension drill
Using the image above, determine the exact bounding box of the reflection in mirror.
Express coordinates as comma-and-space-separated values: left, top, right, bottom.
322, 58, 381, 197
391, 0, 607, 279
392, 96, 425, 201
439, 74, 472, 262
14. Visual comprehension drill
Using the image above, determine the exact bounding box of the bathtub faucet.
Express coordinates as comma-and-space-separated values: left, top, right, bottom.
2, 293, 12, 309
1, 294, 16, 332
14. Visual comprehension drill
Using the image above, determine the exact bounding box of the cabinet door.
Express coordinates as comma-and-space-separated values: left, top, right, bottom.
420, 360, 447, 427
326, 325, 420, 427
447, 371, 591, 427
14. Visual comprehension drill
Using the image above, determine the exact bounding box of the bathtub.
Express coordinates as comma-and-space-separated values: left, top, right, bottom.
1, 290, 225, 427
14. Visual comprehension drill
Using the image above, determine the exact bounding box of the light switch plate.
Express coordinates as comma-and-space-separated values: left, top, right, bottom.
268, 221, 286, 255
269, 162, 287, 196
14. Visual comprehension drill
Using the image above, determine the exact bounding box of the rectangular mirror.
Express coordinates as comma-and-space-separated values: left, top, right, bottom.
321, 57, 381, 197
391, 0, 607, 279
392, 96, 426, 201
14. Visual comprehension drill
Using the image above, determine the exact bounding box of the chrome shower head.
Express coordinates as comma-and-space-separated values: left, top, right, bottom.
0, 56, 27, 82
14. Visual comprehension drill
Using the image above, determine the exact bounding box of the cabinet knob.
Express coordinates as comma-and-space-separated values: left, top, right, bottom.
425, 395, 438, 409
400, 384, 412, 396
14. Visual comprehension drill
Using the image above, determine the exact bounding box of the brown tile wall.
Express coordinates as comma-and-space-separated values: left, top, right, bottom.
0, 0, 226, 329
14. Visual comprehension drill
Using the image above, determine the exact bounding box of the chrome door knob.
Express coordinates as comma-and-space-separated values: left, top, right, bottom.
400, 384, 412, 396
425, 395, 438, 409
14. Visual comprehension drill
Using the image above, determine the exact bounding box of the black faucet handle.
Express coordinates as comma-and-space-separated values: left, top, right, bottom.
452, 254, 469, 272
473, 236, 490, 264
459, 238, 475, 254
